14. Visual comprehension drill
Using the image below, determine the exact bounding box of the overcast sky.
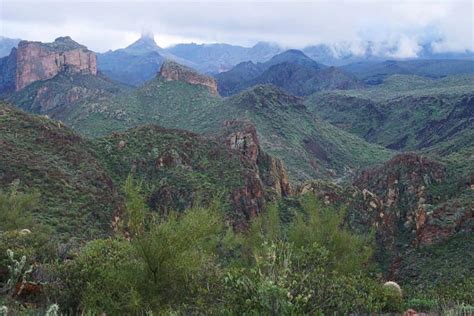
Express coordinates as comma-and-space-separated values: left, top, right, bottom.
0, 0, 473, 56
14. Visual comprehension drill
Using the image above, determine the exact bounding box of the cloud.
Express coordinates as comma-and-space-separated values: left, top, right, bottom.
0, 0, 472, 55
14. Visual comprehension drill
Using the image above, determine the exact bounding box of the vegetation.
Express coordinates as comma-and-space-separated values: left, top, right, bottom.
64, 79, 391, 181
0, 103, 120, 238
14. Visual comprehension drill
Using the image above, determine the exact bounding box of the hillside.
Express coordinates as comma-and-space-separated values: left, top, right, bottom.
62, 65, 391, 181
0, 102, 294, 235
305, 75, 474, 166
6, 72, 130, 122
0, 103, 121, 238
93, 121, 291, 224
216, 50, 361, 96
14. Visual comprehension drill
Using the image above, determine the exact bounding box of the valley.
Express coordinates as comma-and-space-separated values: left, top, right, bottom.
0, 31, 472, 315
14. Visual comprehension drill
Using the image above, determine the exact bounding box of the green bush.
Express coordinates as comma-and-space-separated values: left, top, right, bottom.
0, 181, 39, 232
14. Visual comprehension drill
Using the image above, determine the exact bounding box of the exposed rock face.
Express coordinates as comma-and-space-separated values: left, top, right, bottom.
14, 37, 97, 91
159, 60, 218, 96
350, 151, 473, 268
219, 120, 292, 220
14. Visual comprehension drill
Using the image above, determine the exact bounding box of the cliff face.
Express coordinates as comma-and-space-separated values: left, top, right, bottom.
14, 37, 97, 91
159, 60, 218, 96
219, 120, 292, 220
351, 153, 472, 251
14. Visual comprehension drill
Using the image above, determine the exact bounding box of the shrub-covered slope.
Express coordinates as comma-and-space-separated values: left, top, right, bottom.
64, 70, 391, 181
6, 72, 130, 122
92, 121, 292, 224
305, 75, 474, 172
0, 103, 121, 238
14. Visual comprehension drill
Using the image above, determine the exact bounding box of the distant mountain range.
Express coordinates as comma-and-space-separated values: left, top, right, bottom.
0, 34, 472, 299
216, 49, 363, 96
1, 35, 472, 87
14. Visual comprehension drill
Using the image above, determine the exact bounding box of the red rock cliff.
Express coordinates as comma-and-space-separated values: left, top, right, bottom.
219, 120, 292, 221
159, 60, 218, 96
15, 37, 97, 91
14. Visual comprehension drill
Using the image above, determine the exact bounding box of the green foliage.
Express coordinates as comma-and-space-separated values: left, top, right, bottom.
0, 249, 32, 296
67, 79, 390, 181
123, 175, 147, 236
60, 238, 142, 314
305, 75, 474, 171
222, 198, 384, 314
0, 103, 119, 239
288, 196, 373, 274
382, 282, 403, 313
405, 298, 438, 312
93, 125, 244, 216
0, 181, 38, 232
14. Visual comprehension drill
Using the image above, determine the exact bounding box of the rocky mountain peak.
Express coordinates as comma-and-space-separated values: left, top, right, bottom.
13, 37, 97, 91
126, 32, 160, 53
159, 60, 218, 96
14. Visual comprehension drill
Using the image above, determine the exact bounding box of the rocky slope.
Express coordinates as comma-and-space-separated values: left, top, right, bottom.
59, 69, 391, 181
0, 36, 98, 94
7, 72, 130, 121
159, 60, 218, 96
297, 152, 473, 292
15, 37, 97, 91
0, 103, 294, 235
305, 75, 474, 174
93, 120, 291, 226
0, 103, 120, 238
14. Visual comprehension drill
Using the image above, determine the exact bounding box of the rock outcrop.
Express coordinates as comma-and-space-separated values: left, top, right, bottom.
159, 60, 218, 96
13, 37, 97, 91
351, 153, 473, 252
219, 120, 292, 220
0, 37, 97, 93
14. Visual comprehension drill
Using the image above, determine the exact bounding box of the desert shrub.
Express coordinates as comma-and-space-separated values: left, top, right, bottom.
405, 298, 438, 312
288, 195, 373, 274
222, 196, 385, 314
0, 181, 39, 232
383, 281, 404, 312
60, 238, 142, 314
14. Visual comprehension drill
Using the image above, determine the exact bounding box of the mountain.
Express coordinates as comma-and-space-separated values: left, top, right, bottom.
93, 120, 291, 225
216, 49, 362, 96
305, 74, 474, 176
0, 36, 130, 120
0, 36, 97, 93
56, 62, 391, 181
166, 41, 281, 74
0, 101, 292, 235
97, 34, 165, 86
0, 102, 121, 238
7, 71, 130, 121
0, 36, 21, 58
351, 153, 473, 292
97, 33, 199, 87
342, 59, 474, 84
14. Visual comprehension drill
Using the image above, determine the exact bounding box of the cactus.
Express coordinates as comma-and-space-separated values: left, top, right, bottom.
45, 304, 59, 316
1, 249, 33, 296
0, 306, 8, 316
383, 281, 403, 312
